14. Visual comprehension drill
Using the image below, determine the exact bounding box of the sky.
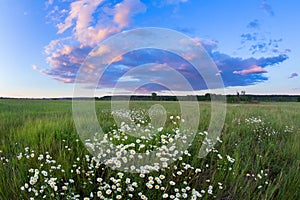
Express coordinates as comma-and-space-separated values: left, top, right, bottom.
0, 0, 299, 98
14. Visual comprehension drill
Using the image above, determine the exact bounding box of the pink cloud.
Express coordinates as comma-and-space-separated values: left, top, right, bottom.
114, 0, 146, 29
57, 0, 103, 34
150, 63, 170, 72
41, 0, 148, 84
193, 37, 218, 51
63, 78, 74, 83
233, 65, 267, 75
135, 87, 151, 93
89, 44, 111, 57
56, 0, 146, 47
57, 0, 107, 46
178, 64, 188, 70
60, 45, 73, 55
32, 64, 38, 70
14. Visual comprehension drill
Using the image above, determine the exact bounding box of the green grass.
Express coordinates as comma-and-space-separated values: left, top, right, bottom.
0, 99, 299, 199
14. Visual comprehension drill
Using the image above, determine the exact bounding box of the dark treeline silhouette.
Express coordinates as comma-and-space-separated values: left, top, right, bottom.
95, 93, 300, 103
1, 94, 300, 103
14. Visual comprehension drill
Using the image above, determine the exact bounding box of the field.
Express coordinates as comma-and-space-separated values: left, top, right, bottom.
0, 99, 299, 199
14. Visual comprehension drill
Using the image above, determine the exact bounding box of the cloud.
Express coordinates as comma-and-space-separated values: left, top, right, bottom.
241, 33, 257, 43
92, 47, 288, 91
32, 64, 38, 70
164, 0, 189, 5
153, 0, 189, 6
193, 38, 218, 52
114, 0, 146, 29
41, 1, 289, 93
247, 19, 260, 29
42, 35, 289, 91
56, 0, 103, 34
55, 0, 146, 47
240, 32, 285, 55
119, 75, 140, 82
233, 65, 267, 75
149, 63, 172, 72
289, 73, 298, 79
43, 0, 147, 83
56, 0, 110, 46
208, 51, 288, 87
261, 1, 274, 16
45, 0, 54, 8
43, 41, 93, 83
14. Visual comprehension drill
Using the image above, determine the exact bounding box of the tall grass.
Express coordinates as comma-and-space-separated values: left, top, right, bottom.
0, 99, 299, 199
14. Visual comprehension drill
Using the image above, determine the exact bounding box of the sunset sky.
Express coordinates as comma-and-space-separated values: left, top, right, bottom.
0, 0, 299, 98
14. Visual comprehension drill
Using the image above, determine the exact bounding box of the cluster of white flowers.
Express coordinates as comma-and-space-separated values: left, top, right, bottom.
283, 125, 294, 133
15, 109, 241, 199
245, 169, 269, 189
245, 117, 264, 125
0, 150, 9, 164
243, 116, 293, 142
84, 109, 199, 173
18, 145, 234, 199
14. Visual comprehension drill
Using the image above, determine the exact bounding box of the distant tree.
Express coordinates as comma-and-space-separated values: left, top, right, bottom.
204, 93, 211, 101
240, 90, 247, 101
227, 95, 235, 103
298, 96, 300, 102
236, 91, 240, 103
151, 92, 157, 101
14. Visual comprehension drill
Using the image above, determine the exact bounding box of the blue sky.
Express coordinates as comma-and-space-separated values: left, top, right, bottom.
0, 0, 299, 97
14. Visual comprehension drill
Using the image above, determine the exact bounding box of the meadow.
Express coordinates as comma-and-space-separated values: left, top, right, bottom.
0, 99, 299, 199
